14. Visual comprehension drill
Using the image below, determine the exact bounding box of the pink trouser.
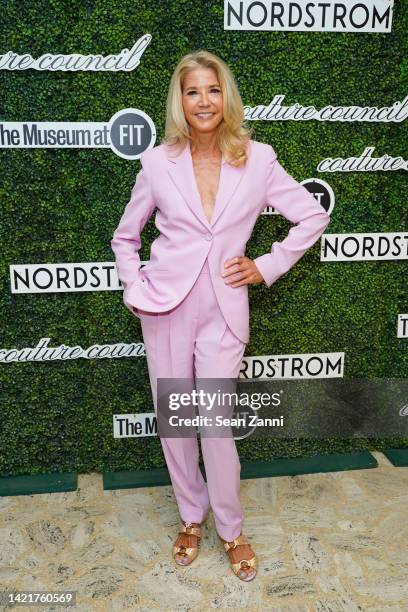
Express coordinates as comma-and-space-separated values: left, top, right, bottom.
138, 257, 246, 541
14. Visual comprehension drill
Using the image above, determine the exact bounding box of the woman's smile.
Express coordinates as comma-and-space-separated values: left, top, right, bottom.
195, 112, 215, 119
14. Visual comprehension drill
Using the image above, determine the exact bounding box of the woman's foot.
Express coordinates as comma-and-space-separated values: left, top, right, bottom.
173, 521, 202, 566
220, 533, 257, 581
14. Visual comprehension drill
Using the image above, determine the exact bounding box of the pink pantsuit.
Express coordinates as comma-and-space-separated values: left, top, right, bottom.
111, 139, 331, 540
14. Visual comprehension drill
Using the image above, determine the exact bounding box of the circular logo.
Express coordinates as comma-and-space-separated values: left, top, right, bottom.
231, 404, 258, 440
109, 108, 156, 160
301, 178, 335, 215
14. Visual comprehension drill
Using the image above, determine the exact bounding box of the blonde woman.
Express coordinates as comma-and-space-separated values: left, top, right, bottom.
111, 50, 330, 581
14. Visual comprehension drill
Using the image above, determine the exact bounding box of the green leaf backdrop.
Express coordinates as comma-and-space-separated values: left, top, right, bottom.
0, 0, 407, 476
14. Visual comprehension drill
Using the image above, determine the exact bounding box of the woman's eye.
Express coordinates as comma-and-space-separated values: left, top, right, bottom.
186, 89, 221, 95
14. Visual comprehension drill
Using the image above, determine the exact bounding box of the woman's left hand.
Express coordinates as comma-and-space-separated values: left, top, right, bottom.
221, 256, 265, 287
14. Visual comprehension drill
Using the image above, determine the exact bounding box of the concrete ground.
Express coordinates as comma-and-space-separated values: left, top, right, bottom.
0, 450, 407, 611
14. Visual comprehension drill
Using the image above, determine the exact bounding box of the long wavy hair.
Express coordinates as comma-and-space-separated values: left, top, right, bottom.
162, 50, 253, 167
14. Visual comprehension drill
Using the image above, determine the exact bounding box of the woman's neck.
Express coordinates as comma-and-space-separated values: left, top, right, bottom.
189, 132, 220, 158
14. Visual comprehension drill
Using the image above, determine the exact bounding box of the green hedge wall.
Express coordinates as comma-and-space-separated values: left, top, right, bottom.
0, 0, 407, 476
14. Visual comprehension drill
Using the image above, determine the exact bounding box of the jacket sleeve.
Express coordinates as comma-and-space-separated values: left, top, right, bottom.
253, 145, 331, 288
110, 152, 156, 293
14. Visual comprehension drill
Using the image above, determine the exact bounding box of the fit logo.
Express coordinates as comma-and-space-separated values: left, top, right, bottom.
109, 108, 156, 159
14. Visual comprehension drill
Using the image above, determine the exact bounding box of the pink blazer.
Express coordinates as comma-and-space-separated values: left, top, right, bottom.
111, 139, 331, 343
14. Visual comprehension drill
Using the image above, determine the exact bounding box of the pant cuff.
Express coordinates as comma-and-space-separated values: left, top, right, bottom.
180, 507, 210, 524
217, 525, 242, 541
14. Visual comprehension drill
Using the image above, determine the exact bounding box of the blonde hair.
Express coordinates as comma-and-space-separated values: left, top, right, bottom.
162, 50, 253, 167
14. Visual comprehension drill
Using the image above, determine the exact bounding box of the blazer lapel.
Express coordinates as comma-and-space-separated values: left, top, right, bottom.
211, 151, 248, 228
167, 141, 248, 230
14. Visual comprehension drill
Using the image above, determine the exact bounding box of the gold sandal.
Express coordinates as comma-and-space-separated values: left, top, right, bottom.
221, 533, 257, 581
172, 521, 202, 566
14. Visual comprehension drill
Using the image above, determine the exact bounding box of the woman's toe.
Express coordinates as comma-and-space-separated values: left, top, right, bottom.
243, 568, 256, 581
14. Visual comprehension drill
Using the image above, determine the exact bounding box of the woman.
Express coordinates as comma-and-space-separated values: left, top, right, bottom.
111, 50, 331, 582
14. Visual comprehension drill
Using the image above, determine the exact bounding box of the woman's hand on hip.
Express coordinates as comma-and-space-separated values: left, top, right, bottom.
221, 256, 266, 287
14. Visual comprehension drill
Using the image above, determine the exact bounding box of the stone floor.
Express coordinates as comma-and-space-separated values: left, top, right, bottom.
0, 451, 407, 611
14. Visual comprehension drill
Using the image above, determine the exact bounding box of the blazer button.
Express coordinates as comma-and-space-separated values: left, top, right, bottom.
204, 233, 213, 241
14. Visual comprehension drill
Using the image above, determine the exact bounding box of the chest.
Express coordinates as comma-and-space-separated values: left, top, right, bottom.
192, 157, 221, 224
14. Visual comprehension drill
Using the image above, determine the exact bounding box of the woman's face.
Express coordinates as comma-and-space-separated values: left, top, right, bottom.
181, 67, 224, 136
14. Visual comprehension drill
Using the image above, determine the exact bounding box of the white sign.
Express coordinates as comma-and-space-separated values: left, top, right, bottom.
240, 352, 344, 378
0, 337, 146, 363
10, 261, 149, 294
322, 232, 408, 261
0, 36, 151, 71
0, 109, 156, 160
113, 413, 157, 438
397, 315, 408, 339
244, 94, 408, 123
317, 147, 408, 172
225, 0, 394, 33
